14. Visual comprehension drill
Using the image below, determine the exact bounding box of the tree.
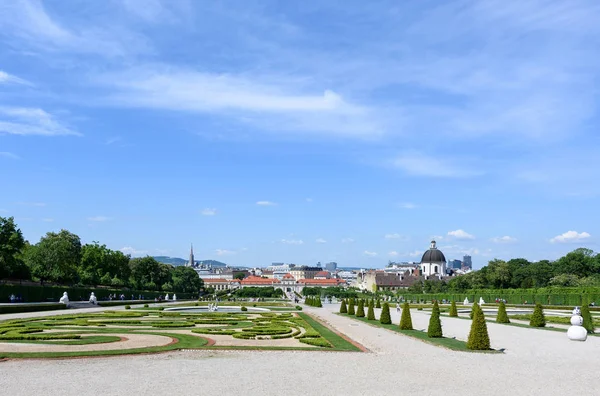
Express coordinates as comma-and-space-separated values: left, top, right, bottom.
348, 299, 355, 315
376, 299, 381, 309
449, 300, 458, 317
399, 302, 413, 330
367, 299, 375, 320
380, 302, 391, 324
356, 299, 365, 317
0, 216, 27, 280
470, 302, 480, 320
26, 229, 81, 284
129, 256, 162, 290
172, 266, 203, 294
467, 304, 491, 350
581, 303, 595, 334
427, 301, 443, 338
530, 303, 546, 327
340, 299, 348, 314
496, 301, 510, 323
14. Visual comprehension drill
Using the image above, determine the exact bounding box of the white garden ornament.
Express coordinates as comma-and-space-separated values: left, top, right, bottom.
567, 306, 587, 341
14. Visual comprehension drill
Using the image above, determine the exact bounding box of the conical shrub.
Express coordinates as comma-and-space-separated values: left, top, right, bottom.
367, 299, 375, 320
530, 303, 546, 327
427, 301, 443, 338
317, 297, 322, 308
449, 300, 458, 317
340, 299, 347, 314
470, 302, 480, 319
380, 302, 391, 324
348, 300, 355, 316
496, 301, 510, 323
399, 302, 413, 330
581, 303, 595, 334
356, 299, 365, 317
467, 304, 491, 350
376, 299, 381, 309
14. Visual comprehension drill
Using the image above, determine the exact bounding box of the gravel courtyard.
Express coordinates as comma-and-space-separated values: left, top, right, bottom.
1, 304, 598, 396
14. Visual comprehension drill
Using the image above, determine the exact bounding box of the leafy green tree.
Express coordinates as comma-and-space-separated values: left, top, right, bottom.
172, 266, 203, 293
367, 299, 375, 320
496, 301, 510, 323
356, 299, 365, 317
340, 299, 348, 314
467, 304, 491, 350
129, 256, 162, 290
581, 303, 595, 334
449, 300, 458, 317
399, 302, 413, 330
26, 229, 81, 284
380, 302, 391, 324
427, 301, 443, 338
348, 299, 355, 315
529, 303, 546, 327
0, 216, 27, 280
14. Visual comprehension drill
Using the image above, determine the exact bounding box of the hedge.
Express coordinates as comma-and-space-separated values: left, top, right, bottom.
0, 303, 67, 314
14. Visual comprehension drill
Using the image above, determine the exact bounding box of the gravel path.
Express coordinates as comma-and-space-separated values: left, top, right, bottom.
1, 303, 598, 396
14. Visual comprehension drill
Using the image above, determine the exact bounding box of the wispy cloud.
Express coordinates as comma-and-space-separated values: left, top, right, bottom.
41, 218, 54, 222
491, 236, 517, 244
256, 201, 277, 206
215, 249, 236, 256
305, 198, 313, 203
363, 250, 377, 257
0, 70, 30, 85
398, 202, 417, 209
388, 251, 398, 257
447, 229, 475, 240
384, 233, 408, 240
87, 216, 110, 222
0, 107, 80, 136
18, 202, 46, 207
341, 238, 355, 244
407, 250, 423, 258
315, 238, 327, 244
120, 246, 147, 256
391, 152, 483, 178
105, 136, 122, 145
0, 152, 20, 160
550, 231, 591, 244
281, 239, 304, 245
201, 208, 217, 216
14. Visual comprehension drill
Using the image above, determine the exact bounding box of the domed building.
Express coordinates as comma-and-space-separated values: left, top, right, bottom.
420, 240, 446, 277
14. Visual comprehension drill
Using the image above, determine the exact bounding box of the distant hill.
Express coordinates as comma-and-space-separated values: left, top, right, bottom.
153, 257, 228, 268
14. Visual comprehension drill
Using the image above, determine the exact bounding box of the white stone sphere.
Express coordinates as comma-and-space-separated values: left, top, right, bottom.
567, 325, 587, 341
571, 315, 584, 326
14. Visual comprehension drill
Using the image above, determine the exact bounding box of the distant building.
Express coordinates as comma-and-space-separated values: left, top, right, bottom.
289, 266, 321, 280
420, 240, 446, 276
463, 255, 472, 269
187, 244, 195, 267
325, 262, 338, 272
450, 259, 462, 269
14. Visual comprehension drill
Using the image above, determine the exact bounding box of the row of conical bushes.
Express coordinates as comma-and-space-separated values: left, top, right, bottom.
305, 296, 322, 307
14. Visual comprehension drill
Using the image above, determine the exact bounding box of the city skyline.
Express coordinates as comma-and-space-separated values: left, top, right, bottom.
1, 0, 598, 268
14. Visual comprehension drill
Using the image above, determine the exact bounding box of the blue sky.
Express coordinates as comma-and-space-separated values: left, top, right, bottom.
1, 0, 599, 269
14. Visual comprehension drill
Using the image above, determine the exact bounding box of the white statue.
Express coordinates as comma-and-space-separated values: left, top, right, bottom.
463, 297, 469, 305
59, 292, 70, 306
173, 294, 177, 301
479, 297, 485, 305
165, 293, 170, 301
567, 306, 587, 341
89, 292, 97, 305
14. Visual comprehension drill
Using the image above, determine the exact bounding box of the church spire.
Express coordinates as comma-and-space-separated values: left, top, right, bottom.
188, 243, 195, 267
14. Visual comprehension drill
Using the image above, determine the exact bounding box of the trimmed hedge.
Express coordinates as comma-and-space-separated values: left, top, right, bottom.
529, 303, 546, 327
467, 304, 490, 350
340, 300, 347, 314
367, 299, 375, 320
0, 303, 67, 315
356, 299, 365, 318
399, 302, 413, 330
449, 301, 458, 317
581, 304, 595, 334
496, 301, 510, 323
380, 302, 391, 325
427, 301, 443, 338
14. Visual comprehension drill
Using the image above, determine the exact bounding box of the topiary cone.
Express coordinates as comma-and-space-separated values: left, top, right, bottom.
449, 300, 458, 317
467, 303, 491, 350
399, 302, 413, 330
348, 301, 355, 316
470, 302, 480, 320
340, 299, 347, 314
376, 299, 381, 309
530, 303, 546, 327
427, 301, 443, 338
380, 302, 392, 324
496, 301, 510, 323
356, 299, 365, 317
367, 299, 375, 320
581, 303, 595, 334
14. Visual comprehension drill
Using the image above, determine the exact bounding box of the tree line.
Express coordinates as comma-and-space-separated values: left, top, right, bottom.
409, 248, 600, 293
0, 216, 202, 294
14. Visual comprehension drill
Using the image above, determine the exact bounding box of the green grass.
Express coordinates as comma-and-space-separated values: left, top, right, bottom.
298, 313, 361, 351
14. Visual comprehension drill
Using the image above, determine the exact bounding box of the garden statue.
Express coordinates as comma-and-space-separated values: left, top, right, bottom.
479, 297, 485, 305
59, 292, 70, 306
463, 297, 469, 305
173, 294, 177, 301
165, 293, 170, 301
567, 306, 587, 341
89, 292, 97, 305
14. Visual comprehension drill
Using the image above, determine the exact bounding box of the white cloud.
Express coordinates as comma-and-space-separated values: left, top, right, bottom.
408, 250, 423, 258
201, 208, 217, 216
341, 238, 355, 244
388, 251, 398, 257
491, 236, 517, 243
0, 70, 30, 85
105, 136, 122, 145
363, 250, 377, 257
315, 238, 327, 244
120, 246, 147, 256
550, 231, 591, 244
256, 201, 277, 206
215, 249, 236, 256
447, 229, 475, 240
0, 152, 20, 160
398, 202, 417, 209
281, 239, 304, 245
392, 152, 483, 178
87, 216, 110, 222
384, 233, 408, 240
432, 235, 444, 241
0, 107, 80, 137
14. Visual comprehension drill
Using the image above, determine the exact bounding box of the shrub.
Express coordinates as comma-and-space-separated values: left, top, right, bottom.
295, 305, 303, 311
367, 299, 375, 320
376, 299, 381, 309
348, 300, 355, 316
356, 299, 365, 317
144, 304, 149, 308
470, 302, 480, 319
125, 305, 131, 310
581, 304, 595, 334
427, 301, 443, 338
529, 303, 546, 327
399, 302, 413, 330
417, 307, 423, 311
380, 302, 391, 324
299, 337, 332, 348
449, 301, 458, 317
496, 301, 510, 324
241, 306, 248, 312
340, 300, 348, 314
467, 304, 491, 350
